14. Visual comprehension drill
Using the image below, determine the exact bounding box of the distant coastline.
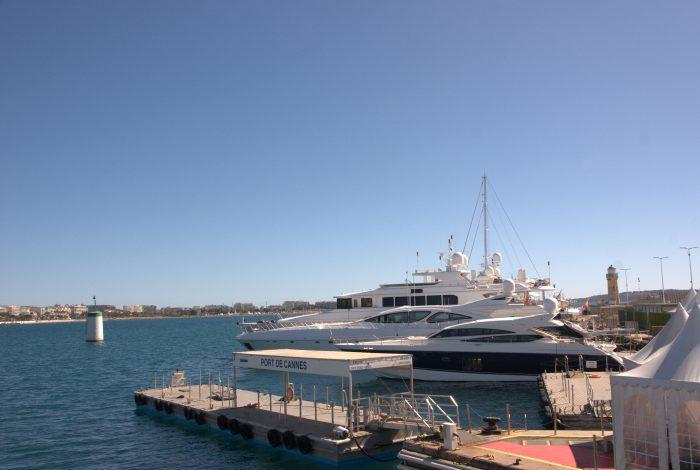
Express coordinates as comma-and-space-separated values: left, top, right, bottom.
0, 313, 286, 326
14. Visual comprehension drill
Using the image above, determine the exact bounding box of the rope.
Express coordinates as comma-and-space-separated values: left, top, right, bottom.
467, 208, 483, 269
350, 434, 398, 462
462, 185, 483, 253
488, 211, 515, 275
488, 181, 541, 277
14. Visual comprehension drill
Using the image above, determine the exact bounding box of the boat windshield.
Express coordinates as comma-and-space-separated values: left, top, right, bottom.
426, 312, 472, 323
431, 328, 513, 338
364, 310, 433, 323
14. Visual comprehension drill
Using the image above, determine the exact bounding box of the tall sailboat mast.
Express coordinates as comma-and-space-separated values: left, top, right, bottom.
482, 174, 488, 271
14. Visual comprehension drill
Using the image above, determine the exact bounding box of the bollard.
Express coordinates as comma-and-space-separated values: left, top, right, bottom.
466, 404, 472, 434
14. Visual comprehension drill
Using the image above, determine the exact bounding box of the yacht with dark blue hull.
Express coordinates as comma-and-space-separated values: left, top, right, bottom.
337, 313, 623, 381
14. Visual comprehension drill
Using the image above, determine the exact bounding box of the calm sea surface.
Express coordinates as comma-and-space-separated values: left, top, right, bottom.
0, 317, 545, 469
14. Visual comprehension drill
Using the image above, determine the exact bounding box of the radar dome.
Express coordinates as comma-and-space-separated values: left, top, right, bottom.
503, 279, 515, 296
450, 252, 468, 268
544, 297, 559, 314
492, 252, 502, 265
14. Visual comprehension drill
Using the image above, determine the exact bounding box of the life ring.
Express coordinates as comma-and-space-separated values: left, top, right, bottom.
286, 384, 295, 402
195, 411, 206, 425
267, 429, 282, 447
240, 423, 254, 440
164, 402, 174, 414
216, 414, 229, 430
155, 400, 164, 411
297, 435, 313, 455
282, 430, 296, 450
228, 418, 241, 435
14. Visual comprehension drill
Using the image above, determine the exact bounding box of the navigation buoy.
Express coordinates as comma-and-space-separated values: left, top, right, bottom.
86, 295, 104, 342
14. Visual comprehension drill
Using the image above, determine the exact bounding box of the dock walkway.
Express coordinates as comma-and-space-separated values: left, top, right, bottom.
538, 371, 615, 430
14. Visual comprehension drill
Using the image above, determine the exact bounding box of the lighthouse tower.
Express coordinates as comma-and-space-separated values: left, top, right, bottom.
86, 296, 104, 342
606, 265, 620, 305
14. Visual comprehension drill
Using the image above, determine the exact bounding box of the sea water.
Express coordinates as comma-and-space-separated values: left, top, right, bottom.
0, 317, 545, 469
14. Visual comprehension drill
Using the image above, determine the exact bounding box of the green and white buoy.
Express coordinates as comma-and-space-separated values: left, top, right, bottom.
86, 296, 104, 342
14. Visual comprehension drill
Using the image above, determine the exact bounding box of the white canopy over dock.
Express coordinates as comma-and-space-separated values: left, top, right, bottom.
612, 292, 700, 470
233, 349, 412, 377
232, 349, 413, 432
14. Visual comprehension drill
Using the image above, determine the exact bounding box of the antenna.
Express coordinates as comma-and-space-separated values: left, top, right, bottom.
482, 174, 488, 272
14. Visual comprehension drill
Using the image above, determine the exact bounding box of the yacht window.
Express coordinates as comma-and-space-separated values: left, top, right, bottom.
382, 297, 395, 308
365, 310, 431, 323
337, 298, 352, 309
353, 299, 358, 308
361, 298, 372, 308
412, 296, 426, 306
443, 295, 459, 305
395, 296, 409, 307
411, 288, 423, 294
432, 328, 513, 338
427, 312, 472, 323
463, 334, 543, 343
407, 310, 432, 322
426, 295, 442, 306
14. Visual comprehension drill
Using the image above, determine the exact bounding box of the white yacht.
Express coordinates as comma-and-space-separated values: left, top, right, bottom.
236, 280, 556, 351
239, 176, 553, 333
337, 313, 623, 381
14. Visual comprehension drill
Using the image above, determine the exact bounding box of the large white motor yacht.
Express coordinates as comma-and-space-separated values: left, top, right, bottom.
336, 313, 623, 381
236, 280, 556, 351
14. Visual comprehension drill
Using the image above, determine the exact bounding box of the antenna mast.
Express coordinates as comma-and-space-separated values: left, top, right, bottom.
483, 174, 488, 271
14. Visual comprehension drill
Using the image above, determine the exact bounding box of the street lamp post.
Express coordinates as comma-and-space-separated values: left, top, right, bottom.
653, 256, 669, 303
620, 268, 631, 304
680, 246, 697, 290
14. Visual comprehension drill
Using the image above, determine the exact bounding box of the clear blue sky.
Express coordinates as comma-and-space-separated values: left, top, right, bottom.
2, 1, 699, 307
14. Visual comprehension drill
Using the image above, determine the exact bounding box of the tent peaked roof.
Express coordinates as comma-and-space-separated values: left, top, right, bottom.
626, 303, 689, 367
682, 288, 698, 310
623, 301, 700, 383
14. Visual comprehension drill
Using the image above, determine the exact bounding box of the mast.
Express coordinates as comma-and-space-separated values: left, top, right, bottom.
482, 174, 488, 272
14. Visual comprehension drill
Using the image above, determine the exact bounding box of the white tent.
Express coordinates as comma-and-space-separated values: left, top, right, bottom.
624, 303, 689, 368
612, 300, 700, 469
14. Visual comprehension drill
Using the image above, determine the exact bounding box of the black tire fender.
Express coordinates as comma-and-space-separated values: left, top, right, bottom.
297, 435, 313, 455
282, 430, 296, 450
240, 423, 254, 440
216, 414, 229, 430
228, 418, 241, 435
267, 429, 282, 447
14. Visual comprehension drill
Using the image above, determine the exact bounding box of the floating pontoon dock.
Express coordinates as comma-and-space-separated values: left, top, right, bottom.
135, 349, 458, 465
539, 371, 615, 430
